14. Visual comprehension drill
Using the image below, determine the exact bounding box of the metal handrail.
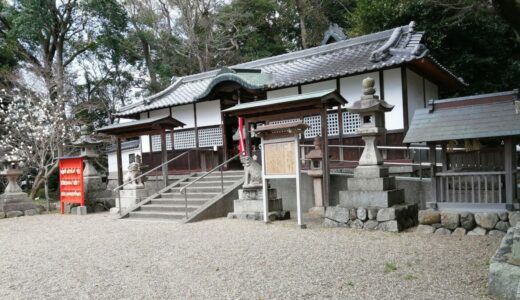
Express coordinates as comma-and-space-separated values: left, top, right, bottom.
113, 149, 195, 216
112, 149, 195, 192
180, 153, 241, 219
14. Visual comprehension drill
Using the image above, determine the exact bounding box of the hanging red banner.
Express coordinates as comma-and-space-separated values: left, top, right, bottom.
59, 157, 84, 214
238, 117, 245, 155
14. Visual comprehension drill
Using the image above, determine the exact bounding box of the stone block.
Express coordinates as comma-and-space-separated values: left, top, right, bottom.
418, 210, 440, 225
488, 262, 520, 300
441, 212, 460, 230
475, 212, 499, 229
468, 227, 487, 236
376, 205, 408, 222
498, 212, 509, 221
325, 206, 350, 224
377, 220, 400, 232
363, 220, 378, 230
308, 207, 325, 217
76, 206, 87, 215
367, 208, 379, 220
416, 224, 435, 234
0, 212, 5, 219
24, 209, 38, 216
350, 219, 363, 229
347, 177, 395, 191
435, 228, 452, 235
109, 207, 120, 215
238, 188, 276, 200
509, 212, 520, 227
323, 218, 340, 227
432, 223, 442, 229
495, 221, 510, 232
35, 205, 46, 213
357, 208, 367, 221
6, 210, 23, 218
349, 208, 357, 220
452, 228, 467, 236
353, 166, 388, 178
460, 212, 476, 230
339, 189, 404, 208
233, 199, 282, 214
489, 230, 506, 238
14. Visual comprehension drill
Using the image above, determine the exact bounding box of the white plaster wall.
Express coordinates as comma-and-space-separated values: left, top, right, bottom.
301, 79, 336, 94
149, 108, 170, 118
118, 118, 134, 123
339, 72, 380, 105
406, 69, 425, 125
425, 79, 439, 102
141, 135, 150, 153
383, 68, 404, 130
171, 104, 195, 128
266, 87, 299, 98
108, 148, 141, 175
196, 100, 221, 127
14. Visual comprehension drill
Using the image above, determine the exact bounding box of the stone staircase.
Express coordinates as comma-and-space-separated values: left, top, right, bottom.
124, 170, 244, 221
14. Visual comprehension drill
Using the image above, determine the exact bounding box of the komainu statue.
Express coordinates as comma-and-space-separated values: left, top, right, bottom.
240, 155, 262, 189
124, 156, 144, 189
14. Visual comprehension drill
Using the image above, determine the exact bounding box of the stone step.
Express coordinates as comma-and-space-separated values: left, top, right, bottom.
139, 204, 198, 213
178, 180, 236, 187
186, 175, 243, 182
150, 198, 207, 206
169, 186, 227, 193
128, 211, 185, 220
159, 192, 217, 199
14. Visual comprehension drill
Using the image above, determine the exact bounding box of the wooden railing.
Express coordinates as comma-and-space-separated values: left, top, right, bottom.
436, 171, 506, 204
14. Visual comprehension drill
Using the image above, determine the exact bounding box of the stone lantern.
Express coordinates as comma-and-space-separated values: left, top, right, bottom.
343, 77, 405, 208
305, 136, 325, 216
0, 154, 37, 216
72, 126, 107, 205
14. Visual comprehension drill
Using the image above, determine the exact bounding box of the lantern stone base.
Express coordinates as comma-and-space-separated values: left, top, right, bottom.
339, 189, 404, 208
323, 204, 418, 232
0, 191, 38, 216
227, 187, 289, 221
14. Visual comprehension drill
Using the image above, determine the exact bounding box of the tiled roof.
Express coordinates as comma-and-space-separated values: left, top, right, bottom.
116, 21, 462, 117
403, 90, 520, 143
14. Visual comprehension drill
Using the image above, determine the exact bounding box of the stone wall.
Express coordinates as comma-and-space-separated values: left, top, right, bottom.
324, 204, 418, 232
488, 224, 520, 300
417, 210, 520, 236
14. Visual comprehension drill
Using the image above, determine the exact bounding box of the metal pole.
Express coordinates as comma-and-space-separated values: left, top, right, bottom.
220, 165, 224, 193
188, 151, 191, 174
419, 150, 423, 180
184, 192, 188, 219
118, 190, 122, 216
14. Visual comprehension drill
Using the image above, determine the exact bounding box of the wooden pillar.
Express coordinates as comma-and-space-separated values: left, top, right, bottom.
440, 143, 448, 172
193, 103, 200, 170
245, 120, 251, 156
160, 128, 168, 187
321, 109, 330, 207
429, 143, 438, 205
116, 137, 123, 186
504, 137, 517, 207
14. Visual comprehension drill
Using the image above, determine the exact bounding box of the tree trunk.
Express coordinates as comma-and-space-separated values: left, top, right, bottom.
44, 169, 50, 212
141, 37, 159, 92
294, 0, 309, 49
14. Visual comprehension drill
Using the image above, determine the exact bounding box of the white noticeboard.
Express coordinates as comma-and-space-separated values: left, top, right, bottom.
261, 136, 305, 228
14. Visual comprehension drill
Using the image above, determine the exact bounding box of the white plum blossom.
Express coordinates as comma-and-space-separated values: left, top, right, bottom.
0, 89, 76, 201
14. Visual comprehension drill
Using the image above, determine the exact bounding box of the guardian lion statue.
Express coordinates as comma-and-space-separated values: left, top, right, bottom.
240, 155, 262, 189
124, 157, 144, 189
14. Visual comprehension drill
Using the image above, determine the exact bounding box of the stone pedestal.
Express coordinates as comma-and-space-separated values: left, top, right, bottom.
326, 77, 414, 232
116, 188, 150, 210
228, 186, 289, 221
0, 163, 38, 217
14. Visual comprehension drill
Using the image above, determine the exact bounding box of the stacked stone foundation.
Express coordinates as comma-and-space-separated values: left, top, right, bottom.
416, 210, 520, 236
324, 204, 418, 232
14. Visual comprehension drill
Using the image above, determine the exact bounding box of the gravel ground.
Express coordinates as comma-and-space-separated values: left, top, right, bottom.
0, 213, 501, 299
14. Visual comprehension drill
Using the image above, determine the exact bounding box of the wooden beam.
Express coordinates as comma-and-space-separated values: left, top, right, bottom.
429, 143, 438, 205
160, 128, 168, 187
116, 137, 123, 186
504, 137, 516, 206
401, 66, 409, 130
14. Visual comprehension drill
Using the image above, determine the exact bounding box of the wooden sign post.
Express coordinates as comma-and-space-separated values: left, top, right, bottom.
255, 121, 308, 228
